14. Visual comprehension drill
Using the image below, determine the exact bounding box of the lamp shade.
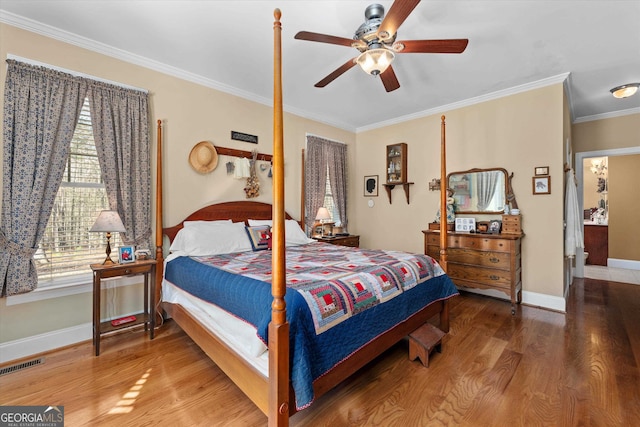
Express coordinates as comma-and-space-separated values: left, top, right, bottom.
315, 207, 331, 221
357, 48, 395, 76
90, 210, 126, 233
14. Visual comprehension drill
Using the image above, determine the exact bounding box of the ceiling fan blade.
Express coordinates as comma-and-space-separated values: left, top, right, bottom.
394, 39, 469, 54
377, 0, 421, 39
295, 31, 364, 48
314, 58, 358, 88
380, 65, 401, 92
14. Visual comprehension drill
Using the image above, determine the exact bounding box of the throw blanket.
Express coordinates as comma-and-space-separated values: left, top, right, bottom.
164, 242, 459, 410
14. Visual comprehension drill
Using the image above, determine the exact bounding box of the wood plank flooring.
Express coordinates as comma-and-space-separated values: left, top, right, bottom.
2, 277, 639, 426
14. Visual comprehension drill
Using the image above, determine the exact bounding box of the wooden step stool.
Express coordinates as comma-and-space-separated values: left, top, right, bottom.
408, 323, 446, 367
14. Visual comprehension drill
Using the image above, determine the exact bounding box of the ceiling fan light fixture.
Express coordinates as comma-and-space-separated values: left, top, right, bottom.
357, 48, 395, 76
610, 83, 639, 99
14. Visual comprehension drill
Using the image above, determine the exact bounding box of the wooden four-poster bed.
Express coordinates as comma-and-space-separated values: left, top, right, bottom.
153, 10, 455, 426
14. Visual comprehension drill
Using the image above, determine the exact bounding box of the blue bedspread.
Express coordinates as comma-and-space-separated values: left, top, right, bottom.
164, 243, 458, 410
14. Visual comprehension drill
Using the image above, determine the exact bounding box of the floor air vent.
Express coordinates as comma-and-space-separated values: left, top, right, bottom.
0, 357, 45, 376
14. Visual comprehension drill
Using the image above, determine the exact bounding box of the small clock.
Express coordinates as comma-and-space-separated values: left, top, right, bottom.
488, 219, 502, 234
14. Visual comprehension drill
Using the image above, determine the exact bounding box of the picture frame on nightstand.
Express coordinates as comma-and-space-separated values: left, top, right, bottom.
118, 245, 135, 264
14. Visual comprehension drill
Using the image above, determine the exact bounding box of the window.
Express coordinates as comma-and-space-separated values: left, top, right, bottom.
36, 98, 119, 284
324, 166, 341, 226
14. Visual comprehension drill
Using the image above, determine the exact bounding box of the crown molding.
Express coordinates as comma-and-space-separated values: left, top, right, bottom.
356, 73, 571, 132
573, 107, 640, 124
0, 10, 357, 132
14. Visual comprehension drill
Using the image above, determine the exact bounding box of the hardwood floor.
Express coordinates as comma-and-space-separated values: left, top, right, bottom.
2, 277, 639, 426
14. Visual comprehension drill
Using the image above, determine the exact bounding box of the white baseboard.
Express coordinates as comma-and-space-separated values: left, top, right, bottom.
522, 290, 566, 313
608, 258, 640, 270
458, 287, 566, 313
0, 323, 92, 364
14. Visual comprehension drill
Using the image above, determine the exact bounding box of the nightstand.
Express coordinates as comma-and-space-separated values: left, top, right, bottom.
313, 234, 360, 248
91, 259, 156, 356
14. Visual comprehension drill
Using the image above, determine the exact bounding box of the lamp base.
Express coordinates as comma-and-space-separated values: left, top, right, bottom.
102, 256, 117, 265
102, 233, 117, 265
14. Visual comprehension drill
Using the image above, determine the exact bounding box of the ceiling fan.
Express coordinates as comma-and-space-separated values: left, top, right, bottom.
294, 0, 468, 92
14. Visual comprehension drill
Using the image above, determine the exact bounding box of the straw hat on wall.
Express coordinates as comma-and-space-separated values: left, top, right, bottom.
189, 141, 218, 174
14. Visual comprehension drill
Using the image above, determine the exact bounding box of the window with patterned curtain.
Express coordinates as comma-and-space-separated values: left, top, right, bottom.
36, 98, 120, 285
305, 135, 348, 233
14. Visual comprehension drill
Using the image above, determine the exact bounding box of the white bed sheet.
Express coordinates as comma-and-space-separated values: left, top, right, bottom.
162, 278, 269, 377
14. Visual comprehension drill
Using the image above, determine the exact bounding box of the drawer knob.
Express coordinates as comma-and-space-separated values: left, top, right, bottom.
490, 275, 500, 281
490, 257, 500, 263
125, 269, 132, 274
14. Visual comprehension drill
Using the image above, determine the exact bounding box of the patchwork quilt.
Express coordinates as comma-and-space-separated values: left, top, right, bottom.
196, 242, 444, 334
164, 242, 459, 410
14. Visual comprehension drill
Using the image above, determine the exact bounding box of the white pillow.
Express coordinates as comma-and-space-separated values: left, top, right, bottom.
183, 219, 232, 228
170, 221, 252, 255
248, 219, 314, 246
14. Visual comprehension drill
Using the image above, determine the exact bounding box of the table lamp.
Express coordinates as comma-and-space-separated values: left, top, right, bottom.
315, 207, 331, 237
90, 210, 126, 265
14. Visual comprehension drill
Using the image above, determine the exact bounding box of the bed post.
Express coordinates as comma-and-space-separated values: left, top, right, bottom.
300, 149, 305, 230
269, 9, 290, 427
155, 119, 164, 315
439, 115, 448, 272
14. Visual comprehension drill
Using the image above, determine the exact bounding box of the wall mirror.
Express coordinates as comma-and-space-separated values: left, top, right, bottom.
447, 167, 509, 214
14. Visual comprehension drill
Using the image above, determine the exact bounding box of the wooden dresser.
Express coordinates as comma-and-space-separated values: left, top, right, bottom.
423, 230, 523, 314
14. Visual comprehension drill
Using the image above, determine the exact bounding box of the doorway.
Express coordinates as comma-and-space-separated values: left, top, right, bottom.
575, 146, 640, 278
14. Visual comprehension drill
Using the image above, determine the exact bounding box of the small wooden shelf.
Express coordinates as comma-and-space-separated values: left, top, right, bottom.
383, 182, 414, 204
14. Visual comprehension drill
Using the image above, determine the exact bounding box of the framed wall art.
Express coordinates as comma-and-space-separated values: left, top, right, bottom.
533, 176, 551, 194
364, 175, 378, 197
534, 166, 549, 176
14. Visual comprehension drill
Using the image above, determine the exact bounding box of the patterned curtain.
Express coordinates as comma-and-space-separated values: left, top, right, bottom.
305, 136, 348, 231
0, 60, 87, 296
87, 83, 151, 250
326, 141, 348, 230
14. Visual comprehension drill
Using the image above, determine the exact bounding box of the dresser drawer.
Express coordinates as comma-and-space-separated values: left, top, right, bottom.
426, 245, 440, 260
96, 263, 153, 279
450, 235, 511, 252
315, 235, 360, 247
336, 236, 360, 247
426, 232, 512, 252
426, 233, 442, 246
447, 263, 512, 289
447, 248, 511, 269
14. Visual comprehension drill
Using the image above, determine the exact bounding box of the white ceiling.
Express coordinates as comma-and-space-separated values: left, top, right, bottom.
1, 1, 639, 132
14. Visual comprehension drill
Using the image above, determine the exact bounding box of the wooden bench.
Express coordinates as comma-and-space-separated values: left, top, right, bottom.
408, 323, 446, 367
